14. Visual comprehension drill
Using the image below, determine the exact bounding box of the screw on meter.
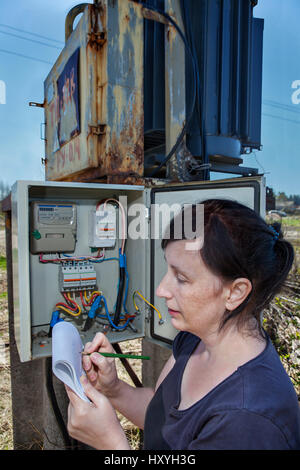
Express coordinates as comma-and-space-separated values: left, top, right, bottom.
30, 202, 77, 253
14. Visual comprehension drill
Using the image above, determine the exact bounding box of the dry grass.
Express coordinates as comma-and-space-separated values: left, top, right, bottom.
0, 251, 13, 450
114, 339, 143, 450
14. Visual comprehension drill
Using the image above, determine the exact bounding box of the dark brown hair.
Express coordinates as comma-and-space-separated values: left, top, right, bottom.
161, 199, 294, 333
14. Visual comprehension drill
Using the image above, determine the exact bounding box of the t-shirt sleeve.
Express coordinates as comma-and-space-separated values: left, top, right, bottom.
187, 409, 290, 450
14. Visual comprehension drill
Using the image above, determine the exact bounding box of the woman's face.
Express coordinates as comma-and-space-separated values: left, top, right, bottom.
156, 240, 229, 337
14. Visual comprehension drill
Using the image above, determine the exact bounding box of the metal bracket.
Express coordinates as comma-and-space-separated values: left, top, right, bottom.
89, 124, 106, 135
87, 31, 106, 46
29, 101, 45, 108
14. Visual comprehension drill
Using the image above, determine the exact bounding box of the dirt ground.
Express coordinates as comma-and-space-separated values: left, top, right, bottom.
0, 216, 299, 450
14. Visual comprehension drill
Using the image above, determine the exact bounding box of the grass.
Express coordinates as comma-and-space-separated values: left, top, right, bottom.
282, 217, 300, 227
0, 256, 6, 270
0, 256, 12, 450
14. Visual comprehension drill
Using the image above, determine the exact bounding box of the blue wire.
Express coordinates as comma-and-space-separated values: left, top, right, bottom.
123, 254, 129, 315
90, 257, 119, 263
62, 252, 130, 328
98, 295, 133, 330
61, 254, 119, 262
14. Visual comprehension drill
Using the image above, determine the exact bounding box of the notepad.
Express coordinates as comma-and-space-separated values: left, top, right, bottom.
52, 321, 90, 402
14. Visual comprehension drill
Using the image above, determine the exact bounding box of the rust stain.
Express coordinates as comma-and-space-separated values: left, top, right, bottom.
5, 215, 11, 229
142, 7, 169, 25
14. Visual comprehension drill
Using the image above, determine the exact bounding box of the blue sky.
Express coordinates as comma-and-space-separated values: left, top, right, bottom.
0, 0, 299, 195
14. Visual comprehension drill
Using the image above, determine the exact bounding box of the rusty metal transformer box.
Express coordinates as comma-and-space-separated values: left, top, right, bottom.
44, 1, 144, 182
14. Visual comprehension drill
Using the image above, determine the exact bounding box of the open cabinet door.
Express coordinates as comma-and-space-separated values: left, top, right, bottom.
145, 176, 266, 348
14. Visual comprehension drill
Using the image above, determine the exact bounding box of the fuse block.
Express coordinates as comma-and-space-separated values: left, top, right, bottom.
59, 261, 97, 292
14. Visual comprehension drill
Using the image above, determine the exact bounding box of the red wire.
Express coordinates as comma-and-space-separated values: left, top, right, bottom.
62, 292, 80, 311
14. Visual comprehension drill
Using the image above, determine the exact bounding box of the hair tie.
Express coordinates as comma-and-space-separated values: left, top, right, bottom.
270, 226, 279, 241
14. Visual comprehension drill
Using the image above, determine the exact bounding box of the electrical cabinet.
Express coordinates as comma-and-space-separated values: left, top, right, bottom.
11, 176, 265, 362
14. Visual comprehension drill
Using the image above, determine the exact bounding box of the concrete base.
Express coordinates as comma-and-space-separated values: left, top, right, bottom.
142, 339, 172, 389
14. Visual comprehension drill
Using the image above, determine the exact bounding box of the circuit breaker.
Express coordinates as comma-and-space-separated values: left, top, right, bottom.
11, 177, 266, 362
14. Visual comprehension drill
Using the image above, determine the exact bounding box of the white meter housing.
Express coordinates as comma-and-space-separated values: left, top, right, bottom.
30, 202, 77, 253
89, 204, 116, 248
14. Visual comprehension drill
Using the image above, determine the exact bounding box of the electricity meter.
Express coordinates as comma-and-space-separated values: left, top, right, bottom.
30, 201, 77, 253
88, 203, 116, 248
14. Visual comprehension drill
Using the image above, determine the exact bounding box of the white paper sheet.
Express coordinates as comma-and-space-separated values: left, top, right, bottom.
52, 321, 90, 402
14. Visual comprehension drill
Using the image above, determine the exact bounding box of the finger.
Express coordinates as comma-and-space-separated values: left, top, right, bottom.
90, 351, 114, 373
83, 359, 98, 383
64, 384, 83, 406
82, 354, 93, 372
83, 341, 92, 353
85, 332, 115, 354
80, 375, 109, 408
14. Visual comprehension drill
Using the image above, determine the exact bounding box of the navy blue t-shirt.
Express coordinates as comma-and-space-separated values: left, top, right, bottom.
143, 331, 300, 450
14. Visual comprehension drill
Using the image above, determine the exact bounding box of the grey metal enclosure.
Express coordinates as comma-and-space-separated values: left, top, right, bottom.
11, 176, 265, 362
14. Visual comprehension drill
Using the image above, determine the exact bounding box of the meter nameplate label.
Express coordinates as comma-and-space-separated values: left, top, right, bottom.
38, 204, 75, 225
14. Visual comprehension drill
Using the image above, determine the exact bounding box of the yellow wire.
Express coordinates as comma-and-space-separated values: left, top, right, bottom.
133, 291, 163, 321
56, 304, 81, 317
84, 290, 102, 303
57, 292, 82, 316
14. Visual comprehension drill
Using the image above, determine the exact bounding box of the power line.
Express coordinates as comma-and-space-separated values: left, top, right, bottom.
263, 99, 300, 115
0, 29, 62, 49
262, 112, 300, 125
0, 48, 53, 65
0, 23, 64, 45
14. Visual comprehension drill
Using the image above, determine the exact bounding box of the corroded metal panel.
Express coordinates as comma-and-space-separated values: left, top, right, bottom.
44, 1, 144, 182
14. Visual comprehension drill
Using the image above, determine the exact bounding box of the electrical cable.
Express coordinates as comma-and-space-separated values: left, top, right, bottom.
133, 290, 164, 323
0, 22, 65, 45
45, 357, 73, 449
0, 47, 53, 65
142, 2, 197, 177
55, 292, 81, 317
114, 261, 125, 326
0, 29, 62, 49
179, 0, 210, 181
100, 295, 134, 330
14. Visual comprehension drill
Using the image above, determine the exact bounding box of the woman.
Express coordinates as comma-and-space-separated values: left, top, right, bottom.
65, 199, 300, 450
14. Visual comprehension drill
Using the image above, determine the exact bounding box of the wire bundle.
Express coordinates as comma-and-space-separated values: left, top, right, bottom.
55, 292, 81, 317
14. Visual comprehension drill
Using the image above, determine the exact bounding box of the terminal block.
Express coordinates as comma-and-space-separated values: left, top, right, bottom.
59, 261, 97, 292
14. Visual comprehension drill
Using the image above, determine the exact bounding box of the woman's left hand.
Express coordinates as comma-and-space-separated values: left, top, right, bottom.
65, 375, 130, 450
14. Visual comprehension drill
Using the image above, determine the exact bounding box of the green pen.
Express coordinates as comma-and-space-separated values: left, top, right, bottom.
82, 351, 150, 360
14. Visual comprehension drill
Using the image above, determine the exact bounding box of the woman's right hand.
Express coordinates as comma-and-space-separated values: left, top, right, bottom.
82, 332, 120, 399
